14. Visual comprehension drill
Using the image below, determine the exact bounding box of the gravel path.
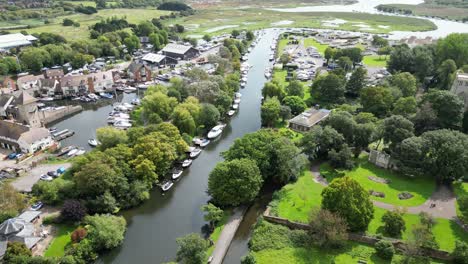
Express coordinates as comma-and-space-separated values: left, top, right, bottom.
310, 164, 457, 220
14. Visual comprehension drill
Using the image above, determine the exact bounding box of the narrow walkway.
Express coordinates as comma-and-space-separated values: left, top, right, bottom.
210, 206, 247, 264
310, 164, 457, 220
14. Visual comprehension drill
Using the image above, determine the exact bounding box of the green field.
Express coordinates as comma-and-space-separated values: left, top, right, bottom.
363, 55, 388, 67
380, 3, 468, 20
44, 224, 76, 257
64, 1, 97, 7
319, 159, 436, 206
454, 182, 468, 221
304, 38, 329, 55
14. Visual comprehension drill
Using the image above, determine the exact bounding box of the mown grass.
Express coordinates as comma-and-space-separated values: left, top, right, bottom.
44, 224, 76, 257
363, 55, 388, 67
303, 38, 328, 55
319, 158, 435, 207
454, 182, 468, 221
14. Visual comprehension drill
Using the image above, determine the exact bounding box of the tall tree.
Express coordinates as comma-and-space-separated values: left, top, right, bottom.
422, 89, 464, 129
345, 67, 367, 97
311, 73, 346, 105
381, 115, 414, 153
96, 126, 128, 150
261, 97, 281, 127
360, 86, 394, 117
176, 233, 209, 264
85, 214, 126, 251
282, 96, 306, 115
435, 59, 457, 90
300, 126, 345, 160
390, 72, 417, 97
387, 44, 414, 73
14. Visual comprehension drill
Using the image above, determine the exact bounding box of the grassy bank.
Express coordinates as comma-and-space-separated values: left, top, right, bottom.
379, 3, 468, 21
363, 55, 388, 67
44, 224, 76, 257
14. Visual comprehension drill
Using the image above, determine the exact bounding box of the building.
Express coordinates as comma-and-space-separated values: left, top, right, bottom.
0, 76, 16, 94
127, 61, 152, 82
451, 71, 468, 110
0, 91, 42, 127
141, 53, 178, 68
60, 75, 90, 97
43, 68, 64, 79
88, 70, 115, 93
161, 43, 199, 60
39, 78, 61, 98
288, 108, 331, 132
16, 74, 44, 97
0, 33, 37, 51
0, 120, 53, 153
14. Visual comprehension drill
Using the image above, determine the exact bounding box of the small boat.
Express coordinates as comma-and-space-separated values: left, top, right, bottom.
241, 77, 247, 82
124, 86, 137, 93
265, 72, 271, 78
88, 93, 100, 100
235, 92, 242, 98
114, 105, 129, 112
234, 98, 241, 104
114, 120, 132, 129
40, 97, 54, 102
53, 129, 69, 138
88, 139, 99, 147
131, 98, 141, 105
137, 84, 149, 89
240, 82, 246, 88
198, 138, 210, 147
75, 149, 86, 156
99, 92, 114, 99
232, 104, 239, 110
227, 110, 236, 116
182, 159, 193, 168
190, 148, 202, 158
48, 127, 57, 133
161, 181, 174, 192
172, 169, 183, 180
57, 145, 76, 156
207, 124, 225, 139
67, 148, 78, 157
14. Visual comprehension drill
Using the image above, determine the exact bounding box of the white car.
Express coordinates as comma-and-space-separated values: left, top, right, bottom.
40, 174, 53, 181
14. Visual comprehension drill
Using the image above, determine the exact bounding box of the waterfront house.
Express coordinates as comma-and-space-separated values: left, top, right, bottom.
127, 61, 152, 82
0, 120, 53, 153
161, 43, 199, 60
288, 108, 331, 132
39, 79, 61, 98
451, 71, 468, 110
0, 91, 42, 127
16, 74, 44, 97
141, 53, 178, 69
43, 68, 64, 79
88, 70, 115, 93
60, 75, 90, 97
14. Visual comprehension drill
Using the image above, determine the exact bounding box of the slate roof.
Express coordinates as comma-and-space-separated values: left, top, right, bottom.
17, 211, 41, 223
162, 43, 193, 55
0, 218, 25, 236
0, 120, 29, 141
142, 53, 167, 63
14, 90, 37, 105
289, 108, 331, 128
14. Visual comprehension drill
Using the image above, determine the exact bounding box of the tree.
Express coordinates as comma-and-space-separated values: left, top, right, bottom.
381, 115, 414, 152
282, 96, 306, 115
375, 240, 395, 260
31, 178, 73, 205
286, 80, 304, 98
241, 254, 257, 264
0, 183, 25, 223
61, 199, 87, 222
301, 126, 345, 160
71, 227, 87, 243
413, 45, 434, 80
202, 34, 211, 42
353, 123, 375, 157
201, 203, 223, 229
345, 67, 367, 97
231, 29, 240, 38
279, 53, 290, 64
123, 35, 140, 53
279, 105, 292, 121
172, 108, 196, 135
325, 111, 356, 144
208, 159, 263, 206
312, 73, 346, 105
324, 47, 335, 63
360, 86, 394, 117
19, 47, 51, 72
262, 81, 285, 100
261, 97, 281, 127
246, 31, 254, 41
381, 209, 406, 237
328, 144, 354, 169
67, 238, 97, 263
372, 35, 389, 47
338, 56, 353, 72
436, 33, 468, 68
198, 103, 220, 130
71, 53, 93, 69
321, 176, 374, 232
176, 233, 209, 264
85, 214, 126, 251
270, 137, 307, 184
149, 33, 162, 50
95, 0, 106, 8
141, 92, 178, 121
308, 209, 348, 248
96, 126, 128, 150
422, 89, 464, 129
4, 242, 31, 262
436, 59, 457, 90
387, 44, 414, 73
452, 241, 468, 264
390, 72, 417, 97
393, 97, 417, 117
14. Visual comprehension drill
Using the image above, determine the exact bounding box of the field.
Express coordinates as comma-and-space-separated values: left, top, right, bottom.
44, 224, 76, 257
454, 182, 468, 221
303, 38, 328, 55
380, 3, 468, 20
10, 9, 170, 40
363, 55, 388, 67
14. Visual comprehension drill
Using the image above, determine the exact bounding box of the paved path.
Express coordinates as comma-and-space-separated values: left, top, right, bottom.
210, 206, 247, 264
11, 163, 71, 192
310, 164, 457, 220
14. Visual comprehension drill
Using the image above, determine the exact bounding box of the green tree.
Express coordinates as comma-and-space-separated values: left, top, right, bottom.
413, 45, 434, 80
85, 214, 126, 251
282, 96, 306, 115
261, 97, 281, 127
321, 176, 374, 232
202, 34, 211, 42
96, 126, 128, 150
325, 111, 356, 144
149, 33, 162, 50
387, 44, 414, 73
360, 86, 394, 117
375, 240, 395, 260
353, 123, 375, 157
279, 53, 290, 64
452, 241, 468, 264
436, 33, 468, 68
172, 108, 196, 135
123, 35, 141, 53
338, 56, 353, 72
201, 203, 223, 229
328, 144, 354, 169
422, 89, 464, 129
390, 72, 417, 97
4, 242, 31, 262
393, 97, 417, 118
463, 111, 468, 133
241, 253, 257, 264
95, 0, 106, 8
176, 233, 209, 264
208, 159, 263, 206
309, 209, 348, 249
286, 80, 304, 98
279, 105, 292, 121
345, 67, 367, 97
0, 183, 25, 223
300, 126, 345, 160
324, 47, 335, 64
198, 103, 220, 130
311, 73, 345, 105
381, 209, 406, 237
270, 137, 307, 184
436, 59, 457, 90
262, 81, 285, 100
141, 92, 178, 121
246, 31, 255, 41
381, 115, 414, 153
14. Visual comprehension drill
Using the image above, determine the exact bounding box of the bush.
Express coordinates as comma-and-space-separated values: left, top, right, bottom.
62, 18, 74, 27
452, 241, 468, 264
85, 214, 126, 251
381, 209, 406, 237
71, 227, 87, 243
249, 221, 308, 252
241, 253, 257, 264
309, 209, 348, 248
61, 200, 87, 222
42, 212, 61, 225
375, 240, 395, 260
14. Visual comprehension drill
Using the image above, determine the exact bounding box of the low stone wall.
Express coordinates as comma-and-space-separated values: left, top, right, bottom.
40, 105, 83, 125
263, 209, 453, 261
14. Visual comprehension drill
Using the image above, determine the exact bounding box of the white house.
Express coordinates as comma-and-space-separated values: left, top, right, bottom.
0, 120, 54, 153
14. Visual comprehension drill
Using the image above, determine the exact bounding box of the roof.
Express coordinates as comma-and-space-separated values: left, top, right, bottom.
455, 72, 468, 81
0, 33, 35, 49
89, 70, 114, 84
17, 74, 44, 89
142, 53, 167, 63
14, 90, 37, 105
44, 69, 64, 78
18, 127, 50, 144
17, 211, 41, 223
162, 43, 193, 55
289, 108, 331, 128
0, 120, 29, 141
0, 218, 25, 236
61, 75, 88, 87
0, 241, 6, 258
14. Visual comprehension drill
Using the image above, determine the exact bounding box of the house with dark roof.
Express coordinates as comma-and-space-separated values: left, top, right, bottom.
288, 108, 331, 132
127, 61, 152, 82
0, 120, 53, 153
0, 212, 42, 260
141, 53, 178, 68
0, 91, 42, 127
161, 43, 199, 60
43, 68, 64, 79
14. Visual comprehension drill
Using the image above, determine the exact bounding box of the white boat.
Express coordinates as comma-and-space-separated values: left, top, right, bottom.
88, 139, 99, 147
240, 82, 246, 87
190, 148, 202, 158
227, 110, 236, 116
207, 124, 225, 139
88, 93, 100, 100
138, 84, 149, 89
131, 98, 141, 105
114, 105, 129, 112
67, 148, 78, 157
182, 159, 193, 168
110, 112, 130, 119
235, 92, 242, 98
172, 169, 183, 180
99, 92, 113, 99
241, 77, 247, 82
124, 86, 137, 93
232, 104, 239, 110
161, 181, 174, 192
265, 72, 271, 78
40, 97, 54, 102
114, 120, 132, 129
234, 98, 241, 104
107, 116, 129, 124
75, 149, 86, 156
198, 138, 210, 147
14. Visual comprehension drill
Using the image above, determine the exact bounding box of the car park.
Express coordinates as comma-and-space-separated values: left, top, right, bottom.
40, 174, 53, 181
47, 171, 59, 178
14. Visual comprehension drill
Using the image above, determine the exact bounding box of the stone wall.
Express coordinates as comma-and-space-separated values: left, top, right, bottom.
40, 105, 83, 125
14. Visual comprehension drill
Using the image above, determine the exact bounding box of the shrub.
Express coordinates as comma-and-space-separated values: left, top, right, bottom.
381, 209, 406, 237
241, 253, 257, 264
61, 200, 87, 222
375, 240, 395, 260
452, 241, 468, 264
4, 242, 31, 262
308, 209, 348, 248
85, 214, 126, 251
42, 212, 61, 225
71, 227, 87, 243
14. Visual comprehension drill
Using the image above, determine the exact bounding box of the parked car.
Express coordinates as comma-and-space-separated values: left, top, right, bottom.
47, 171, 59, 178
31, 201, 43, 211
40, 174, 53, 181
7, 153, 17, 159
57, 167, 66, 174
15, 154, 23, 160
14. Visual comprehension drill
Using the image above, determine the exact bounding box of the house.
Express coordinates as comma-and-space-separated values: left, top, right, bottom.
0, 33, 37, 51
127, 61, 152, 82
451, 71, 468, 110
43, 68, 64, 79
0, 91, 42, 127
161, 43, 199, 60
141, 53, 178, 68
0, 212, 42, 260
60, 75, 90, 97
288, 108, 331, 132
0, 120, 53, 153
88, 70, 115, 93
16, 74, 44, 97
0, 76, 16, 94
39, 78, 61, 98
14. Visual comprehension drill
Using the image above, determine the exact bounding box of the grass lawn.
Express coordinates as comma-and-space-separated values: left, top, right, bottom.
454, 182, 468, 221
319, 158, 435, 207
303, 38, 328, 55
44, 224, 76, 257
276, 38, 289, 57
206, 210, 232, 256
363, 55, 388, 68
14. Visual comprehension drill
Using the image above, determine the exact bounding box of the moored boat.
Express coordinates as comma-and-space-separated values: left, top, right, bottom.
232, 103, 239, 110
161, 180, 174, 192
207, 124, 225, 139
182, 159, 193, 168
67, 148, 78, 157
172, 169, 183, 180
57, 145, 76, 156
227, 110, 236, 116
189, 148, 202, 158
88, 139, 99, 147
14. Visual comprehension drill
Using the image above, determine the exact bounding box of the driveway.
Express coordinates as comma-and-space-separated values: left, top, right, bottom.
11, 163, 71, 193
